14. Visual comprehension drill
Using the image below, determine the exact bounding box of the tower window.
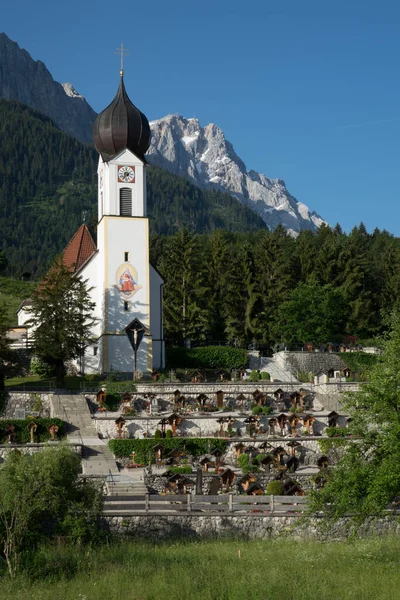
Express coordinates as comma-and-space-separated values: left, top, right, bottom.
120, 188, 132, 216
124, 251, 129, 262
93, 346, 98, 356
124, 301, 129, 311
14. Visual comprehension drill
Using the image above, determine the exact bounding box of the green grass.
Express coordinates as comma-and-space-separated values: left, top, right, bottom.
339, 352, 379, 379
1, 537, 400, 599
5, 375, 102, 390
0, 276, 35, 325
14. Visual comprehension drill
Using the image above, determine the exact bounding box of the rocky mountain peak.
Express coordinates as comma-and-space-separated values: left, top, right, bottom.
148, 114, 326, 234
0, 33, 96, 142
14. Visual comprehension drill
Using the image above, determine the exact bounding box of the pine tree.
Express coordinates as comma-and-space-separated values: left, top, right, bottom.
28, 257, 97, 385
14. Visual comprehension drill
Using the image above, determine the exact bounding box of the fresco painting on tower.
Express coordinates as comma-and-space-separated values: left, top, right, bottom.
116, 263, 142, 301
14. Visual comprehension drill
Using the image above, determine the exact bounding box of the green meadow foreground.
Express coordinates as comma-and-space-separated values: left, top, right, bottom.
1, 536, 400, 600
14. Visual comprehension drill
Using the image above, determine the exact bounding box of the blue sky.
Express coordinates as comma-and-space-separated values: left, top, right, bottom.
3, 0, 400, 234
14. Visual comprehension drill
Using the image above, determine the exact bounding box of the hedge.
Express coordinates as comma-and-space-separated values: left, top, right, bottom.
166, 466, 193, 475
339, 352, 379, 379
0, 418, 65, 444
166, 346, 248, 370
108, 438, 229, 462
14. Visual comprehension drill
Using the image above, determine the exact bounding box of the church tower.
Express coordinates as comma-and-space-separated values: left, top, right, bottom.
17, 65, 164, 375
86, 69, 164, 374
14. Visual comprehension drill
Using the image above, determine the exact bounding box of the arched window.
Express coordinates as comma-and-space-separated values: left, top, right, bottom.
120, 188, 132, 216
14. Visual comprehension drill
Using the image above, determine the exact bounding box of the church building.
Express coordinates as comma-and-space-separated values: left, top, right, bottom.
18, 70, 165, 375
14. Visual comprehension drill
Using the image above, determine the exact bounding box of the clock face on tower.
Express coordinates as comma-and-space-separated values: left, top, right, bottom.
118, 165, 135, 183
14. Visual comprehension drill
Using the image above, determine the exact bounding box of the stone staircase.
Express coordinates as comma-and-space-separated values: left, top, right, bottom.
260, 355, 299, 383
104, 473, 148, 514
106, 474, 147, 496
52, 394, 119, 476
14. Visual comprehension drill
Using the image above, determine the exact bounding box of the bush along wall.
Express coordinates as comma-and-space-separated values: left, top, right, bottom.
166, 346, 248, 370
108, 438, 229, 462
0, 418, 65, 444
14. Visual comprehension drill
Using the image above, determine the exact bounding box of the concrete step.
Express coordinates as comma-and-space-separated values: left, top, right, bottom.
104, 502, 146, 511
106, 481, 148, 495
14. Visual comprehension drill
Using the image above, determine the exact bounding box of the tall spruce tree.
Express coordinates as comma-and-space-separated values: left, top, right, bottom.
28, 257, 96, 385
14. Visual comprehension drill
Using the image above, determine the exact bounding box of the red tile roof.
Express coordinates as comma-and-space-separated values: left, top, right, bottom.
62, 225, 97, 273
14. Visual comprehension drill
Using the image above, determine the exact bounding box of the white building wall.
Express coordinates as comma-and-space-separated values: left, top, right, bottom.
97, 215, 152, 373
98, 149, 146, 220
150, 265, 164, 369
79, 253, 101, 374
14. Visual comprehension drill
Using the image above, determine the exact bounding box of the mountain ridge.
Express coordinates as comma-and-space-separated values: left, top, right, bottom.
0, 100, 266, 277
0, 32, 96, 142
0, 32, 326, 234
147, 114, 326, 235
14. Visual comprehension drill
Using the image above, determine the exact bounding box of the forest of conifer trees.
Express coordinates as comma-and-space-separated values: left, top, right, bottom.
150, 223, 400, 347
0, 99, 399, 347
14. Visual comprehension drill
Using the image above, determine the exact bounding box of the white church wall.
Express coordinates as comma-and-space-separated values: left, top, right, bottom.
150, 266, 164, 369
78, 253, 102, 374
17, 306, 31, 327
97, 216, 151, 373
107, 334, 151, 374
98, 150, 146, 220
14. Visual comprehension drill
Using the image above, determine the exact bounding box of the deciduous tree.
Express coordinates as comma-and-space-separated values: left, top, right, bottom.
0, 446, 102, 577
310, 310, 400, 521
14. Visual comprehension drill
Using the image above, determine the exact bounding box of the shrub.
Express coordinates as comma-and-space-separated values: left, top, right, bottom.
339, 352, 379, 379
166, 346, 248, 370
289, 406, 296, 413
242, 465, 260, 474
166, 430, 173, 439
30, 356, 54, 377
255, 453, 265, 464
154, 429, 162, 439
167, 466, 192, 475
262, 406, 271, 414
108, 439, 228, 462
249, 370, 260, 382
266, 480, 284, 495
326, 426, 347, 438
295, 406, 304, 413
261, 372, 270, 380
104, 394, 120, 412
238, 454, 249, 470
252, 406, 262, 415
104, 381, 137, 395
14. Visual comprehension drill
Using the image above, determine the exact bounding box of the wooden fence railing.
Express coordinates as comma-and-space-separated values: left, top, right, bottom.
103, 494, 308, 516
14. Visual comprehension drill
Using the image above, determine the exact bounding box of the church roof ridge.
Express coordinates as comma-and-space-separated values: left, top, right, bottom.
62, 224, 97, 273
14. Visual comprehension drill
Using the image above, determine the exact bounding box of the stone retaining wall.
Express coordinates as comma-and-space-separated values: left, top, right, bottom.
1, 392, 52, 418
281, 352, 347, 376
0, 442, 82, 461
94, 414, 349, 440
146, 471, 315, 495
103, 514, 400, 540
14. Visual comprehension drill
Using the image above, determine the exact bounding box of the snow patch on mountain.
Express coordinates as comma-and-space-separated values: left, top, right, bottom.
62, 83, 84, 100
148, 114, 326, 234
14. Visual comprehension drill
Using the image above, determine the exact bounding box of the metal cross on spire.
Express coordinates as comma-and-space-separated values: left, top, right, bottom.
115, 43, 130, 76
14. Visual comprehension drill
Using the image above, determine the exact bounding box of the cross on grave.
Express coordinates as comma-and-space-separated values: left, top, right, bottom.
48, 424, 59, 441
28, 422, 37, 443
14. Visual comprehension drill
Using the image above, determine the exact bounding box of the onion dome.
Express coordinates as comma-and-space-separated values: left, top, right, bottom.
92, 74, 150, 162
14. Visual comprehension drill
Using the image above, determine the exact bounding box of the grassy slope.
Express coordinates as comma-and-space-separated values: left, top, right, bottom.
0, 276, 35, 326
1, 537, 400, 599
